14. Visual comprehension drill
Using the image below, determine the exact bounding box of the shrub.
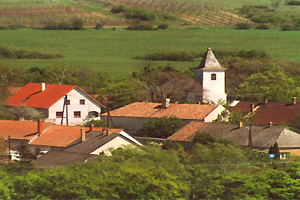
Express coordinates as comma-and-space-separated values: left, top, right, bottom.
137, 116, 184, 138
127, 24, 156, 30
286, 0, 300, 5
235, 23, 252, 30
0, 25, 8, 30
58, 22, 72, 30
8, 25, 27, 30
157, 24, 169, 29
280, 24, 294, 31
135, 51, 199, 61
110, 5, 126, 13
125, 7, 157, 21
72, 19, 84, 30
255, 24, 270, 29
95, 23, 103, 30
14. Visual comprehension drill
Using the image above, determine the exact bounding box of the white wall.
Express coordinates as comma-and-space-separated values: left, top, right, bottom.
90, 136, 135, 155
48, 88, 101, 125
202, 71, 227, 103
204, 105, 226, 122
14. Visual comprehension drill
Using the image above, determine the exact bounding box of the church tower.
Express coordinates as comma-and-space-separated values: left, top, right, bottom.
194, 48, 227, 103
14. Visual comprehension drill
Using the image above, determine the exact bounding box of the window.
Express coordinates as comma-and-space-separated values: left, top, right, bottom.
80, 99, 85, 105
88, 111, 99, 118
74, 111, 81, 118
66, 100, 70, 105
56, 112, 63, 118
211, 73, 217, 80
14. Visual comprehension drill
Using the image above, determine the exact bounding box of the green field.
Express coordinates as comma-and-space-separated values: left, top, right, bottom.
0, 27, 300, 75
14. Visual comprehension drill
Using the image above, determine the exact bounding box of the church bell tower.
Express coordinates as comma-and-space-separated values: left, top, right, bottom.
194, 48, 227, 103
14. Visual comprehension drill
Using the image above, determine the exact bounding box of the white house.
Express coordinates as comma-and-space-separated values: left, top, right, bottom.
5, 82, 103, 125
194, 48, 227, 103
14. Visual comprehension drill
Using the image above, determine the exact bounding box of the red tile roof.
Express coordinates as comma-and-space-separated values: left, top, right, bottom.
168, 121, 207, 141
5, 83, 103, 109
231, 101, 300, 126
29, 125, 83, 147
0, 120, 53, 140
101, 102, 218, 120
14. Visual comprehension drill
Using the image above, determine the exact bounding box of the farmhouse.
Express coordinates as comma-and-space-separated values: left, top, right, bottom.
101, 98, 225, 132
228, 98, 300, 126
168, 121, 300, 157
5, 82, 103, 125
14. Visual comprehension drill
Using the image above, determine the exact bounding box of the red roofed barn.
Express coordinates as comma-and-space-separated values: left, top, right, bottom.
6, 82, 103, 125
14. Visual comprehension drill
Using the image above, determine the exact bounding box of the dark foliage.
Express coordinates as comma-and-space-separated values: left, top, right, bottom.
157, 24, 169, 29
235, 22, 252, 30
0, 46, 63, 59
135, 51, 200, 61
43, 19, 84, 30
127, 24, 157, 30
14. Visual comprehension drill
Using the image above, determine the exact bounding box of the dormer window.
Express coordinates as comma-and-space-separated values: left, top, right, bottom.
211, 73, 217, 80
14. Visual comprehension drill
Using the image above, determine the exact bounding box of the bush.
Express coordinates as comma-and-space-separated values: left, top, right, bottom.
125, 7, 157, 21
72, 19, 84, 30
280, 24, 294, 31
286, 0, 300, 5
8, 25, 27, 30
137, 116, 184, 138
0, 25, 9, 30
235, 23, 252, 30
95, 23, 103, 30
110, 5, 126, 13
127, 24, 156, 30
255, 24, 270, 29
135, 51, 199, 61
157, 24, 169, 29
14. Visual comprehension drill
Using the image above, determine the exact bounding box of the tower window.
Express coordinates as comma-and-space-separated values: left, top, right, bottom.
211, 73, 217, 80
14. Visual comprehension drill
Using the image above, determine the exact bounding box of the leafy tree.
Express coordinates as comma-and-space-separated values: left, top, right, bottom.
8, 106, 44, 120
137, 116, 184, 138
138, 64, 201, 102
236, 65, 300, 102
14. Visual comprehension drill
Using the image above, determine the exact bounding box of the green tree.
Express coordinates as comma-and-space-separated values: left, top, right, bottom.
236, 65, 300, 102
137, 116, 184, 138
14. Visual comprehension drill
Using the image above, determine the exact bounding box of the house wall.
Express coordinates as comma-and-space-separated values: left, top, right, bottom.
204, 105, 226, 122
48, 88, 101, 125
90, 136, 135, 155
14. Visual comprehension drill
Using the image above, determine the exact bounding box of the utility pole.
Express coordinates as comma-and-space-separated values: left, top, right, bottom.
61, 95, 69, 126
248, 124, 253, 151
7, 136, 10, 164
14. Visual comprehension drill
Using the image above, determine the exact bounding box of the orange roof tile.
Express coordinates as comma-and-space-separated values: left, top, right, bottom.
29, 125, 123, 148
5, 83, 104, 109
232, 101, 300, 126
0, 120, 53, 140
168, 121, 207, 141
29, 125, 83, 147
102, 102, 217, 120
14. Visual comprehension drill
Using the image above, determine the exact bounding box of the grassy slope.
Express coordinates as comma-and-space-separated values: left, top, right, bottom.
0, 27, 300, 75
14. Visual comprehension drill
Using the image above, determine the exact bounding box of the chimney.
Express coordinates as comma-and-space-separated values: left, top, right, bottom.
268, 122, 273, 128
292, 97, 296, 105
89, 124, 94, 132
102, 128, 111, 136
238, 121, 243, 128
250, 104, 254, 113
81, 128, 86, 142
264, 97, 268, 104
162, 98, 170, 108
41, 82, 46, 91
37, 120, 42, 136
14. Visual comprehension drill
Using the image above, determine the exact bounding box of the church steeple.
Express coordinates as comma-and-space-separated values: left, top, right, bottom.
194, 48, 227, 103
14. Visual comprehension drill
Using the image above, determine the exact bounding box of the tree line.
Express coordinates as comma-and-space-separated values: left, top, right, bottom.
0, 134, 299, 199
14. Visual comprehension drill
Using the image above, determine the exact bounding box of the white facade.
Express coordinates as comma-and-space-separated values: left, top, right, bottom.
47, 88, 101, 125
202, 71, 227, 103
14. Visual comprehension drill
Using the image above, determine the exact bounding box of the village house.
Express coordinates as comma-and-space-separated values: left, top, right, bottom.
5, 82, 103, 125
101, 98, 226, 132
0, 120, 142, 164
228, 97, 300, 127
168, 121, 300, 157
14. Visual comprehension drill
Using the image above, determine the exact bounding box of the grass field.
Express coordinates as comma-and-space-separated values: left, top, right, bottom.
0, 27, 300, 75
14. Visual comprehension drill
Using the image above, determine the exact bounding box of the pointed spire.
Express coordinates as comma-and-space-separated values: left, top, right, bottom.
196, 48, 226, 71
